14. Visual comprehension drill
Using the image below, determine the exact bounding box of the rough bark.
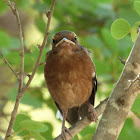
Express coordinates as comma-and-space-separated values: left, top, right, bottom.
92, 33, 140, 140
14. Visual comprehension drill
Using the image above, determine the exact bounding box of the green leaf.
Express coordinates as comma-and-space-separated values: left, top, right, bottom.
111, 18, 131, 39
79, 134, 93, 140
131, 21, 140, 42
131, 93, 140, 116
134, 1, 140, 16
118, 8, 140, 26
13, 114, 31, 136
31, 132, 46, 140
20, 120, 48, 133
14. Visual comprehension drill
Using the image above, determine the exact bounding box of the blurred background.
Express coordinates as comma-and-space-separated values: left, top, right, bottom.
0, 0, 140, 140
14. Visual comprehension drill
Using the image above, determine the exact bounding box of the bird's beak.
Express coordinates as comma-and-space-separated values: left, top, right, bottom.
55, 38, 75, 47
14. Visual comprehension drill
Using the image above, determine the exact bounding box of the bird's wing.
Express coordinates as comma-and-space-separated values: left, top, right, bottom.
79, 74, 97, 120
89, 74, 97, 106
81, 46, 97, 106
79, 46, 97, 119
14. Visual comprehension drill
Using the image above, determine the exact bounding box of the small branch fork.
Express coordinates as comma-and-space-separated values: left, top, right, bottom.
118, 56, 126, 65
1, 0, 57, 139
0, 52, 20, 81
125, 73, 140, 91
2, 0, 24, 90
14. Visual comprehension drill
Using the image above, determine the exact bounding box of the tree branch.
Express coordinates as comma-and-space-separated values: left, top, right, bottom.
22, 0, 56, 92
92, 33, 140, 140
54, 97, 109, 140
125, 73, 140, 91
118, 56, 126, 65
0, 51, 20, 81
4, 0, 57, 139
6, 0, 24, 90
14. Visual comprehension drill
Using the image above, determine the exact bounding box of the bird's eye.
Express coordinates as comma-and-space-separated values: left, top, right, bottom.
74, 36, 77, 40
52, 39, 55, 43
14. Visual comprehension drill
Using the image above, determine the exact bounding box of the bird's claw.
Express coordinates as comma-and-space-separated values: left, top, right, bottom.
87, 104, 98, 122
62, 127, 73, 140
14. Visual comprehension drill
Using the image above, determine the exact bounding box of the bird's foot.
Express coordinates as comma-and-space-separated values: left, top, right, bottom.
61, 127, 73, 140
87, 103, 98, 122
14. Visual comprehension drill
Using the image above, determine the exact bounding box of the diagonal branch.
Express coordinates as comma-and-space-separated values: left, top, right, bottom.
92, 32, 140, 140
4, 0, 57, 139
0, 51, 20, 81
23, 0, 56, 92
54, 97, 109, 140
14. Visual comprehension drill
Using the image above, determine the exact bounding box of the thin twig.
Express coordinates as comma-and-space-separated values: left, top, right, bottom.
118, 56, 126, 65
3, 1, 24, 138
4, 0, 57, 139
22, 0, 56, 93
125, 73, 140, 91
39, 62, 46, 66
0, 51, 20, 81
4, 0, 24, 91
16, 72, 31, 78
15, 4, 24, 91
54, 97, 109, 140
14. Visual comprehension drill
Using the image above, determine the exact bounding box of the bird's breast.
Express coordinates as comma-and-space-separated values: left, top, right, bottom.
44, 52, 94, 110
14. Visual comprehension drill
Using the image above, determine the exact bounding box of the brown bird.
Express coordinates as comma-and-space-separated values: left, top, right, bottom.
44, 30, 97, 140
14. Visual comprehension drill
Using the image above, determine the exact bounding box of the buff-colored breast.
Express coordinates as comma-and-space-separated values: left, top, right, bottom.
44, 49, 95, 110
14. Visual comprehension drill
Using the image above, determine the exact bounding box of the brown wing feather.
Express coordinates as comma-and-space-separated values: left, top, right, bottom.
89, 75, 97, 106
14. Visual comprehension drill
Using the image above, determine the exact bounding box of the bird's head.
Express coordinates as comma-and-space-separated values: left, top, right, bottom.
52, 30, 80, 55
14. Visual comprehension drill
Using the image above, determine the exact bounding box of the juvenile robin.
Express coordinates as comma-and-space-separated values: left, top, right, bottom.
44, 30, 97, 140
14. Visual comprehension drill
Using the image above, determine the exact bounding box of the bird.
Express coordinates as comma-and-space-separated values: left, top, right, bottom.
44, 30, 97, 140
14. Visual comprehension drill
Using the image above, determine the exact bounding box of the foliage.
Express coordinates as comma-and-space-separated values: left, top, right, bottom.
13, 114, 48, 139
111, 1, 140, 42
111, 18, 131, 39
0, 0, 140, 140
